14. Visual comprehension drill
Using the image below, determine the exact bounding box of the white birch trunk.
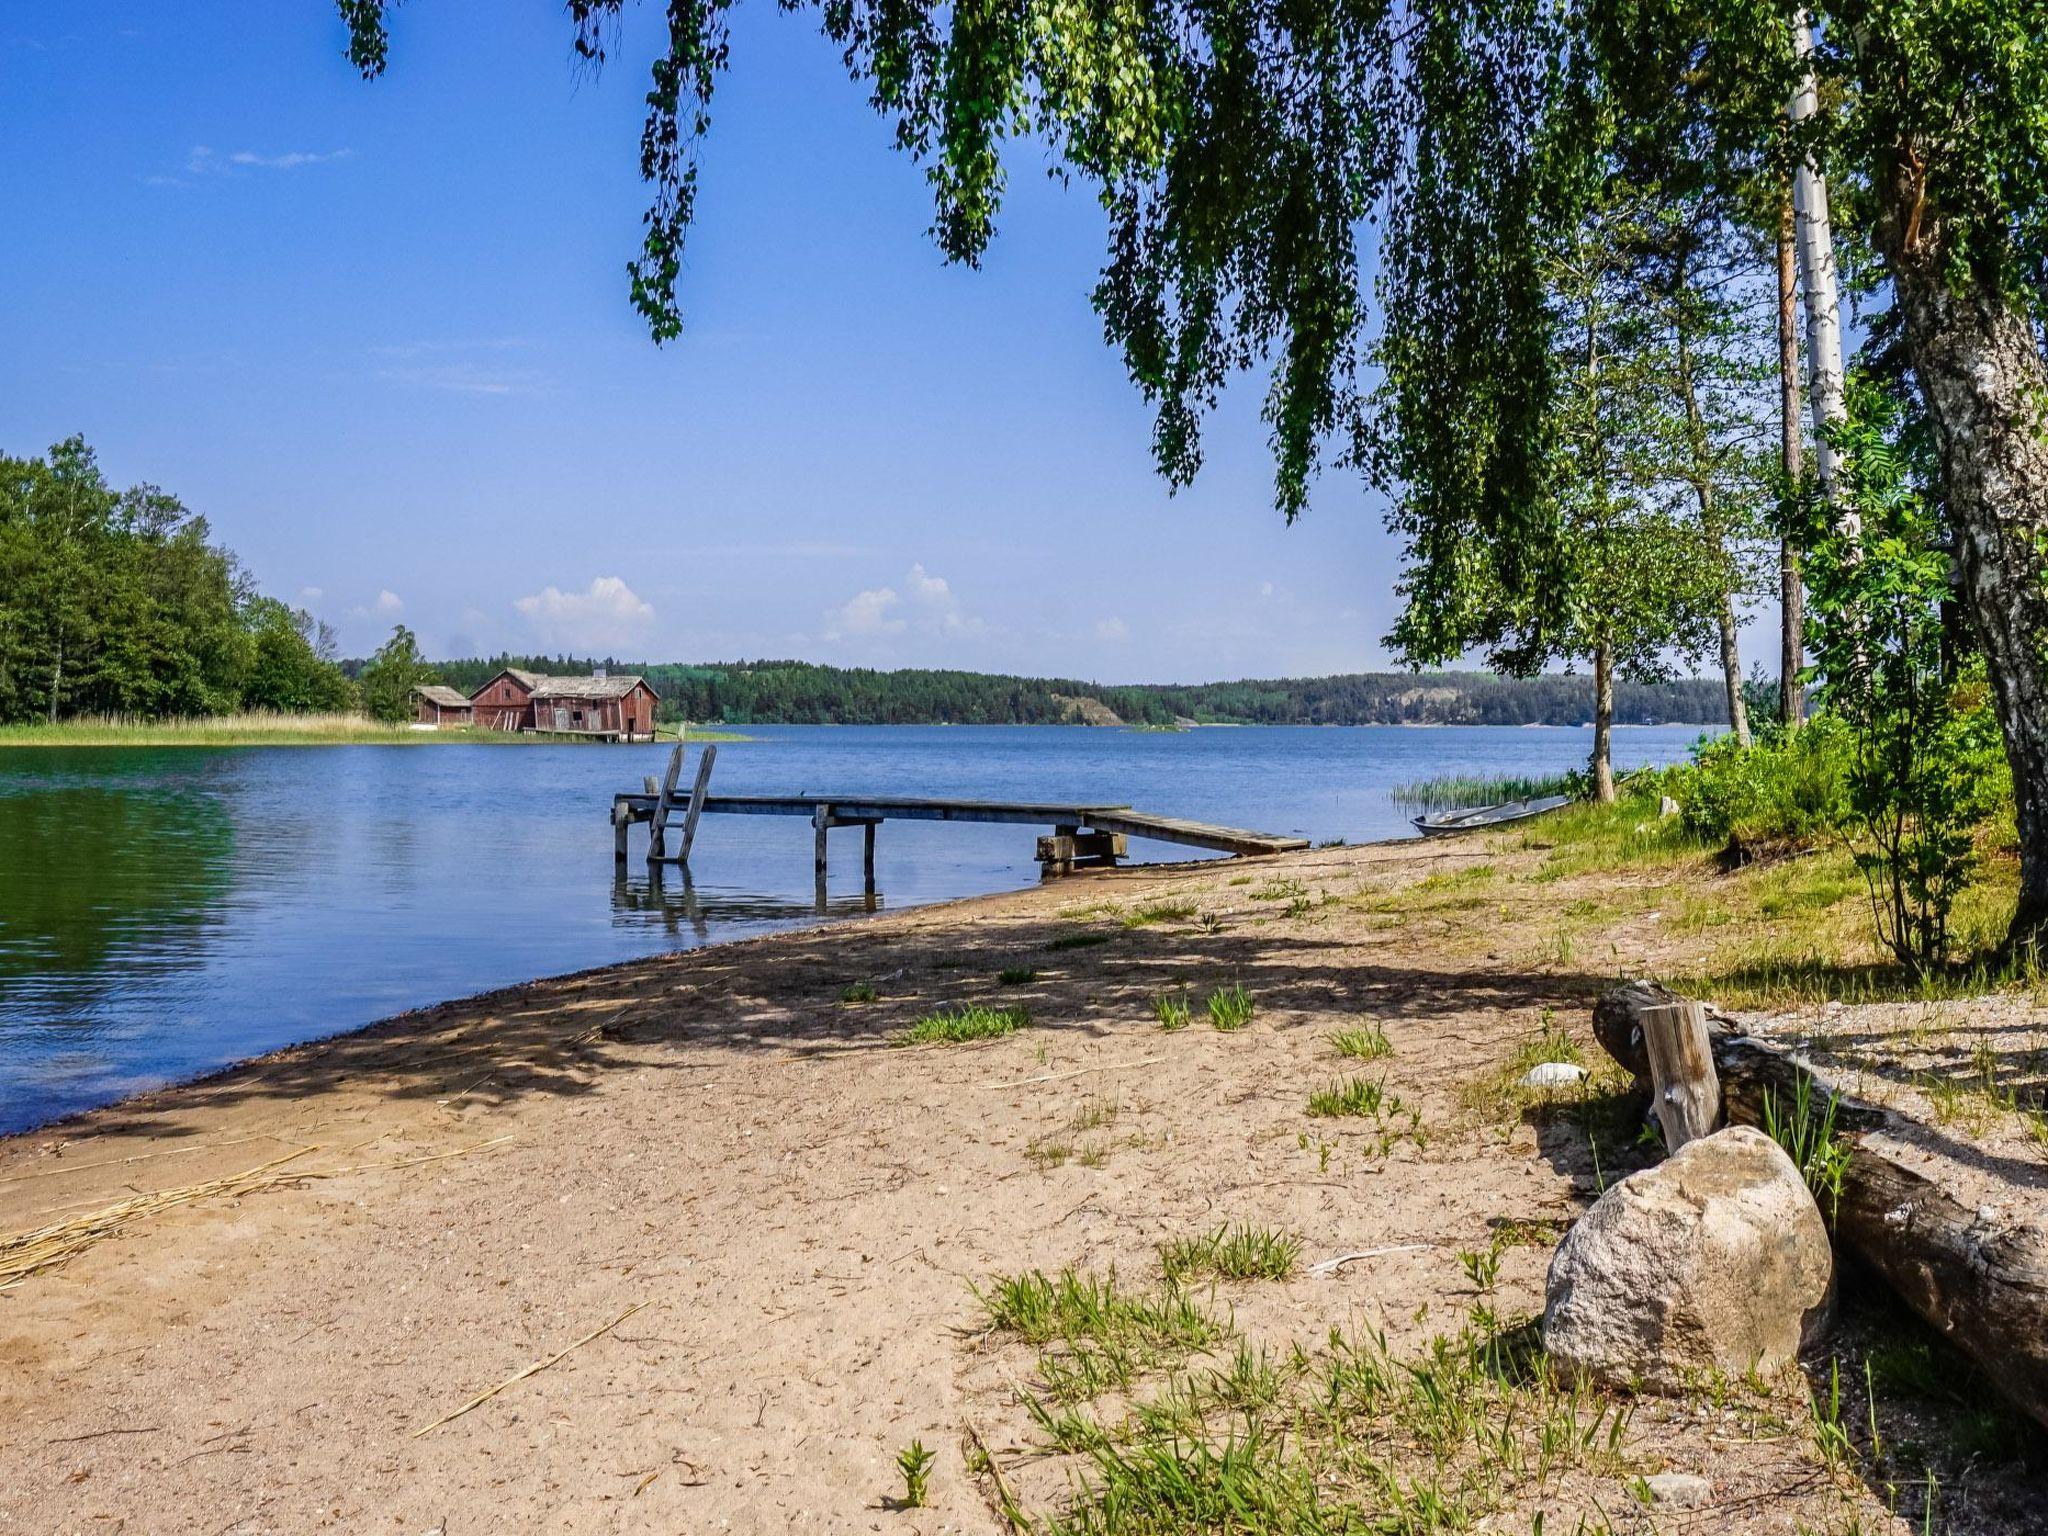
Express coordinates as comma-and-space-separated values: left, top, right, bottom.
1776, 194, 1807, 727
1788, 8, 1854, 543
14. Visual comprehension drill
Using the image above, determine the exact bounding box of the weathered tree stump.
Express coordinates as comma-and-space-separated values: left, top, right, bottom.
1640, 1000, 1721, 1151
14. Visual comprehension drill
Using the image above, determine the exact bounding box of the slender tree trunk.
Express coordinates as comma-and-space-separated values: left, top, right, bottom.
48, 632, 62, 725
1788, 10, 1851, 534
1776, 192, 1807, 727
1714, 588, 1751, 747
1592, 640, 1616, 803
1878, 200, 2048, 959
1668, 262, 1752, 751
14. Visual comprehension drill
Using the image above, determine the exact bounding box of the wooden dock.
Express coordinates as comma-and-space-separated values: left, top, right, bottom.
610, 742, 1308, 886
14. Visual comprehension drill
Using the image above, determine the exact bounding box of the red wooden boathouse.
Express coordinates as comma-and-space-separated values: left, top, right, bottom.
467, 667, 660, 741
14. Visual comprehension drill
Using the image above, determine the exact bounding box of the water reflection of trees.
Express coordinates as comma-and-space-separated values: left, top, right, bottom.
0, 783, 234, 982
610, 866, 881, 940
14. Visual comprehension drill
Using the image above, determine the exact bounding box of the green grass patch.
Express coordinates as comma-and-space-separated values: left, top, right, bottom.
1207, 983, 1256, 1031
1158, 1224, 1301, 1284
1124, 900, 1200, 928
997, 966, 1038, 986
839, 980, 878, 1004
1249, 878, 1307, 902
1518, 792, 1707, 883
1152, 990, 1193, 1030
1046, 931, 1114, 952
1307, 1075, 1394, 1118
1504, 1012, 1585, 1077
1459, 1011, 1609, 1126
1330, 1022, 1393, 1060
896, 1004, 1030, 1045
978, 1268, 1221, 1350
1414, 862, 1497, 892
1006, 1312, 1639, 1531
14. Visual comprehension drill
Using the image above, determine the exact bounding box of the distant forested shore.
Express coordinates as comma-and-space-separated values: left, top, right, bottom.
425, 656, 1731, 729
0, 436, 1725, 735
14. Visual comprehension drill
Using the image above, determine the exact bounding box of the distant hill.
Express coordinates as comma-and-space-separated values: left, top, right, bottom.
413, 656, 1728, 729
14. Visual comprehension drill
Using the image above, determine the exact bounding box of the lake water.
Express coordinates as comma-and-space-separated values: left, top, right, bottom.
0, 724, 1708, 1134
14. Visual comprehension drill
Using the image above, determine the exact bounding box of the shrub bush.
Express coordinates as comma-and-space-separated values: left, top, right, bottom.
1665, 717, 1855, 847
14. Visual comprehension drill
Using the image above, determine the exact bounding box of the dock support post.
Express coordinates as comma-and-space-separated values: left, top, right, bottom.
862, 821, 876, 894
613, 800, 630, 863
812, 803, 832, 910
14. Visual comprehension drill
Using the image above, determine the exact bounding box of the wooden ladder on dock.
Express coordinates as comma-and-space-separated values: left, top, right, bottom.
617, 728, 719, 868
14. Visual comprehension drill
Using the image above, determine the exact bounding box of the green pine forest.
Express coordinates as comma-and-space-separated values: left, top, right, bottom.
430, 655, 1730, 729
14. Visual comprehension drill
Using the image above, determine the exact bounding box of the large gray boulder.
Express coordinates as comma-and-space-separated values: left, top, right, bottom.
1543, 1126, 1833, 1393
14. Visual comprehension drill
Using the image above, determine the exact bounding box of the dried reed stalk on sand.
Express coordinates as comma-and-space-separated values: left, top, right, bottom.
0, 1137, 513, 1293
413, 1301, 651, 1437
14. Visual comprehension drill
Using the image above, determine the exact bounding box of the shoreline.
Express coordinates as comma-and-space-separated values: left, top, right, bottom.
0, 719, 1720, 748
6, 829, 2037, 1532
0, 726, 754, 750
0, 871, 1032, 1147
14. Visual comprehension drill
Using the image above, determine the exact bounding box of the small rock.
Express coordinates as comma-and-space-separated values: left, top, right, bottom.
1659, 795, 1681, 819
1520, 1061, 1589, 1088
1542, 1126, 1833, 1394
1644, 1472, 1713, 1509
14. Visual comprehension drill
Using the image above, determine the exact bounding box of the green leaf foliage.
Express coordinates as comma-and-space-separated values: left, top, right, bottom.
0, 438, 359, 726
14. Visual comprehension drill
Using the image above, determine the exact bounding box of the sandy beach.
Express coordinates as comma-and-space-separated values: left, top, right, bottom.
3, 835, 2041, 1534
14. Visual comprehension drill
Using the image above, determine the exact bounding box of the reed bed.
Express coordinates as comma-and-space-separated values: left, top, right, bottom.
0, 711, 536, 747
1388, 771, 1575, 810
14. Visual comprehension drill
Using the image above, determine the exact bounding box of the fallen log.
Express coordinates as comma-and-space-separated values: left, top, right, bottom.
1594, 982, 2048, 1432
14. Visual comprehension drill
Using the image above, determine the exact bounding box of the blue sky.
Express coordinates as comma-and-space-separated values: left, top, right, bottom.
1, 4, 1769, 685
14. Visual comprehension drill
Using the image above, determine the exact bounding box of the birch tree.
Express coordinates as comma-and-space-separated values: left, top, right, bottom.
333, 0, 2048, 955
1616, 199, 1778, 748
1385, 188, 1727, 800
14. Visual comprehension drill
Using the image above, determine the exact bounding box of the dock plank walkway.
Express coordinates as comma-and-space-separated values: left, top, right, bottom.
611, 789, 1308, 875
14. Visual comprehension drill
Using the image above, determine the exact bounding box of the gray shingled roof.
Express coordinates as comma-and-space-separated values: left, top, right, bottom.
526, 673, 652, 701
411, 684, 471, 708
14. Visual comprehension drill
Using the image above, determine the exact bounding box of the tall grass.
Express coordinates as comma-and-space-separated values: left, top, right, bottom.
0, 712, 534, 748
1389, 771, 1575, 810
0, 712, 751, 748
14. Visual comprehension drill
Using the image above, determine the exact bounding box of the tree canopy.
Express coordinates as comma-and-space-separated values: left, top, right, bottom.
0, 438, 354, 725
336, 0, 2048, 948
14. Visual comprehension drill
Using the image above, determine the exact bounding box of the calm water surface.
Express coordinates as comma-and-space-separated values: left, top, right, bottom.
0, 724, 1707, 1133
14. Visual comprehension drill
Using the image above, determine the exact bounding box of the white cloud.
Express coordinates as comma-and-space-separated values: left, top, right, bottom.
151, 145, 354, 188
823, 584, 906, 639
368, 337, 527, 360
822, 564, 984, 644
365, 338, 549, 396
378, 361, 551, 396
346, 589, 404, 624
298, 585, 323, 603
229, 148, 354, 169
513, 576, 655, 650
1094, 616, 1130, 642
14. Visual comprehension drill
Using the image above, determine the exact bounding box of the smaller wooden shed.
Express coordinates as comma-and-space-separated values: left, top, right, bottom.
410, 684, 475, 728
